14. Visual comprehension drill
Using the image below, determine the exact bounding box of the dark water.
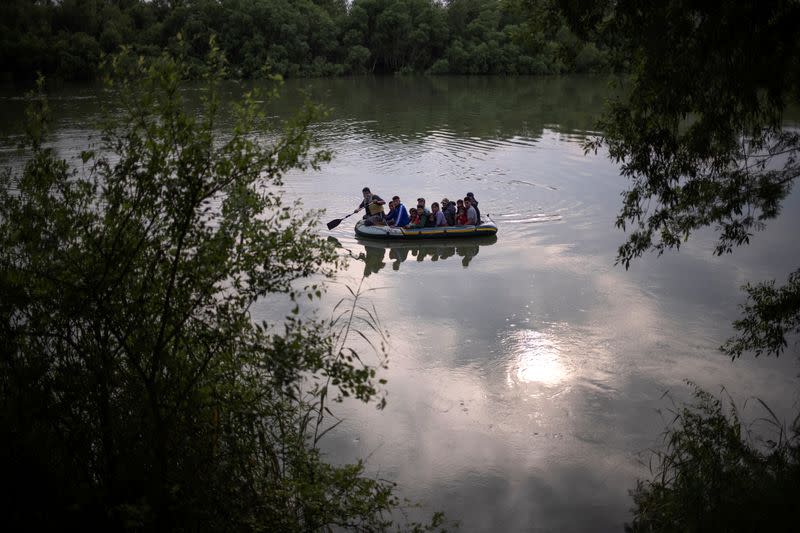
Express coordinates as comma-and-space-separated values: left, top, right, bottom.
2, 76, 799, 532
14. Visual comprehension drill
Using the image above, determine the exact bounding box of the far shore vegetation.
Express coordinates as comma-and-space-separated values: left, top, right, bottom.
0, 0, 619, 83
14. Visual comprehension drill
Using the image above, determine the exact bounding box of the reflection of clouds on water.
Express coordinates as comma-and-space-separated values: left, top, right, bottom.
505, 329, 568, 387
314, 216, 800, 531
319, 298, 643, 531
312, 191, 799, 531
15, 75, 800, 532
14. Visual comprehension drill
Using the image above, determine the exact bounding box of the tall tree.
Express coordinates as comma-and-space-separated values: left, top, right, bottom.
553, 2, 800, 529
573, 0, 800, 357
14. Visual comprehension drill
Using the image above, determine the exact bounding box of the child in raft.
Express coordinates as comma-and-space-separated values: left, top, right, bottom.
456, 205, 468, 225
406, 208, 422, 228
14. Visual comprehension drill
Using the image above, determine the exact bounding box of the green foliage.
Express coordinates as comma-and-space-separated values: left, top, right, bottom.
0, 49, 444, 531
0, 0, 614, 80
572, 42, 606, 73
627, 385, 800, 532
575, 1, 800, 359
582, 1, 800, 268
723, 269, 800, 359
549, 1, 800, 529
346, 45, 373, 74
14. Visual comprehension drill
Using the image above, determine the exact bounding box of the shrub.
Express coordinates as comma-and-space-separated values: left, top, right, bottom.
0, 48, 444, 532
627, 384, 800, 532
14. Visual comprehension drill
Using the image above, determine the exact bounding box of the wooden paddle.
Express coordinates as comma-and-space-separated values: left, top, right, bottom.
327, 210, 359, 230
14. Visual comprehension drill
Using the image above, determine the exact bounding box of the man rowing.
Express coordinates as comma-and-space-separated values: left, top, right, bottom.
354, 187, 386, 226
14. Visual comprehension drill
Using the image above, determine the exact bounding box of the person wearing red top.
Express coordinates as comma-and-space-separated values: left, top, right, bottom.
456, 206, 467, 225
406, 208, 422, 228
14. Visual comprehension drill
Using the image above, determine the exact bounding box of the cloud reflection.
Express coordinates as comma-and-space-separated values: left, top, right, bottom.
506, 329, 567, 386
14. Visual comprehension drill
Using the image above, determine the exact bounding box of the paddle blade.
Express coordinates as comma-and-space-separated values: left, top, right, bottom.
326, 218, 342, 230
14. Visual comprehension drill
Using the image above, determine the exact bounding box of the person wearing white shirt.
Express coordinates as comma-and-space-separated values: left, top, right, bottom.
465, 198, 478, 225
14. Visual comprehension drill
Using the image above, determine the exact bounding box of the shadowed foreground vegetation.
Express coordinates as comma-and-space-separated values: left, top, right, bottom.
626, 385, 800, 532
0, 48, 447, 531
560, 1, 800, 530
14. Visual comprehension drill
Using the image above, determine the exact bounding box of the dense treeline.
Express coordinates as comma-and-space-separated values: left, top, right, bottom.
0, 0, 615, 82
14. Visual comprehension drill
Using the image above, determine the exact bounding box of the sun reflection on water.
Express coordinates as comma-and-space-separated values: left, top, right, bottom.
506, 329, 567, 387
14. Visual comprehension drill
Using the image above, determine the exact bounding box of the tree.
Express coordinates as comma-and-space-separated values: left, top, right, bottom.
0, 49, 442, 531
0, 0, 613, 79
552, 1, 800, 529
575, 0, 800, 358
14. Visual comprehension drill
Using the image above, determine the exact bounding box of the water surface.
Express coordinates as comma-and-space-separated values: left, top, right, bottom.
2, 75, 798, 532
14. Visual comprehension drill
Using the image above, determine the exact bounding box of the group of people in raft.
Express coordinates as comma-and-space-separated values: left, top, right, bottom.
355, 187, 482, 228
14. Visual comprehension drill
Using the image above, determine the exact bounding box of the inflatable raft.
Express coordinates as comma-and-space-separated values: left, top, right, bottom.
355, 216, 498, 240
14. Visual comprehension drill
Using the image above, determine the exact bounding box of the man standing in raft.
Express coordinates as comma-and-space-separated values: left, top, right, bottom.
355, 187, 386, 226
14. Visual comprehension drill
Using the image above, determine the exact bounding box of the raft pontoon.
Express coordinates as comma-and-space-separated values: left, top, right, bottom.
355, 216, 497, 240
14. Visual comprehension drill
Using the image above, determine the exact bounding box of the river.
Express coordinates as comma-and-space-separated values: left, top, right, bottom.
2, 75, 799, 532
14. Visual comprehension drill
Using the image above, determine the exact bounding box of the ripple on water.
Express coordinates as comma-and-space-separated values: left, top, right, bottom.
272, 117, 606, 250
503, 328, 573, 392
322, 122, 546, 176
